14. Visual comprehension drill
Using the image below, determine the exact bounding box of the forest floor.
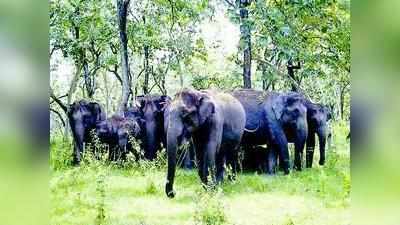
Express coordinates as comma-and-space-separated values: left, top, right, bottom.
50, 122, 350, 225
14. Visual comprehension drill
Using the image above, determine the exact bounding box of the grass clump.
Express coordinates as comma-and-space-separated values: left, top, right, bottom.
194, 191, 227, 225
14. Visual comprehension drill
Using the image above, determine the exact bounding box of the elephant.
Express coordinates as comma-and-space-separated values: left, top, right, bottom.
95, 115, 141, 161
164, 101, 196, 170
305, 101, 332, 167
165, 89, 246, 198
132, 95, 171, 160
241, 145, 268, 173
231, 89, 308, 174
67, 100, 106, 165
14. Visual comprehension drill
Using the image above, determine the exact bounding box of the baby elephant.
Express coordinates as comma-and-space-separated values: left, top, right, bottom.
96, 115, 141, 161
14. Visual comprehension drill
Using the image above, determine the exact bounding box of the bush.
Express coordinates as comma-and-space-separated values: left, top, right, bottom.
50, 135, 73, 170
194, 191, 227, 225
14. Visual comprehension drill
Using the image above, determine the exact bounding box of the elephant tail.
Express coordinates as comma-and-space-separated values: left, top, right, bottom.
244, 121, 260, 133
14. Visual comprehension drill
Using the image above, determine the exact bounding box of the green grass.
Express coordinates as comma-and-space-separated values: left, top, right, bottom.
50, 122, 350, 225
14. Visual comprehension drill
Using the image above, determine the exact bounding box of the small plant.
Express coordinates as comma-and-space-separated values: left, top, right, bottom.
194, 191, 226, 225
50, 135, 73, 170
144, 179, 157, 195
95, 172, 106, 225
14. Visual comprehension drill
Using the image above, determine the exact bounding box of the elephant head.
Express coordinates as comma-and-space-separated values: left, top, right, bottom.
165, 89, 215, 198
68, 100, 106, 164
134, 95, 171, 160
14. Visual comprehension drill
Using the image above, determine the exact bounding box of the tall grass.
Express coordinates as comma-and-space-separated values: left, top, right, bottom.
50, 122, 350, 225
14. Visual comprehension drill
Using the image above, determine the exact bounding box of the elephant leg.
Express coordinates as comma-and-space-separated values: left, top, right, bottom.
272, 128, 290, 174
294, 124, 308, 171
71, 126, 84, 165
204, 142, 217, 187
215, 151, 225, 184
306, 132, 316, 168
266, 147, 278, 175
317, 127, 327, 165
223, 144, 239, 181
193, 138, 206, 183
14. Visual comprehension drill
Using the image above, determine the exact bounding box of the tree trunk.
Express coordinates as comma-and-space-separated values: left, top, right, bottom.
340, 86, 345, 120
240, 7, 251, 89
143, 45, 150, 95
117, 0, 131, 112
103, 72, 110, 115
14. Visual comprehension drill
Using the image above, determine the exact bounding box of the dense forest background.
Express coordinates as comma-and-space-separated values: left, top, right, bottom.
50, 0, 350, 135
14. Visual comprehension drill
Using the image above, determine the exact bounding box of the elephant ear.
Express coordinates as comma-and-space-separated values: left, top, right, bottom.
271, 95, 285, 120
198, 95, 215, 124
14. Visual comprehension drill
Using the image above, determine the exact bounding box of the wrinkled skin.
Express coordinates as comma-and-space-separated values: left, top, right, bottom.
164, 103, 196, 169
232, 90, 308, 174
305, 102, 332, 167
165, 89, 246, 198
132, 95, 171, 160
68, 100, 106, 165
96, 115, 141, 161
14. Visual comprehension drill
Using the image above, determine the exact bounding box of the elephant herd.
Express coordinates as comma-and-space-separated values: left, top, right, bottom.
67, 88, 332, 198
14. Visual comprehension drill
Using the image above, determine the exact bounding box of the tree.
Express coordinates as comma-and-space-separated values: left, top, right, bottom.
225, 0, 253, 88
117, 0, 131, 112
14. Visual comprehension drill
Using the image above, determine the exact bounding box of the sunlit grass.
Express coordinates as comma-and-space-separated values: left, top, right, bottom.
50, 122, 349, 225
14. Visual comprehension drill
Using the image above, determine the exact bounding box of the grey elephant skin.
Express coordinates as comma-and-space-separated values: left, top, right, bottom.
67, 100, 106, 165
96, 115, 141, 161
165, 89, 246, 198
131, 95, 171, 160
305, 101, 332, 167
232, 89, 308, 174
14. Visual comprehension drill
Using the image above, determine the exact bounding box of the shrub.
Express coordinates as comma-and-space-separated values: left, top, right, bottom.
194, 191, 227, 225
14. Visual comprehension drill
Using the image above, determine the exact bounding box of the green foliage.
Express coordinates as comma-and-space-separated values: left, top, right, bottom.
194, 191, 227, 225
50, 136, 73, 170
51, 122, 350, 225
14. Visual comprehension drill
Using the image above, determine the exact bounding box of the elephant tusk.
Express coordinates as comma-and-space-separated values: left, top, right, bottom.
244, 122, 260, 132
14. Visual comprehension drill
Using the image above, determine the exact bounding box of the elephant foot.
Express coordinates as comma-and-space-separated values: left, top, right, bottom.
72, 157, 81, 166
165, 184, 175, 198
319, 159, 325, 166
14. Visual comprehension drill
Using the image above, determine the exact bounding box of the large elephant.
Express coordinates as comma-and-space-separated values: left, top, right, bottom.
165, 89, 246, 198
133, 95, 171, 160
96, 115, 141, 161
67, 100, 106, 165
232, 89, 308, 174
305, 101, 332, 167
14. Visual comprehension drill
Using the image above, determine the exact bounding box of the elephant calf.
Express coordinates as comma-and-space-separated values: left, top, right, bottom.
165, 89, 246, 198
96, 115, 141, 161
68, 100, 106, 165
305, 101, 332, 167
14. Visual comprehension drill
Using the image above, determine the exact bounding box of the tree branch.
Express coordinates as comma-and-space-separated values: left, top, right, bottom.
255, 57, 310, 99
224, 0, 236, 8
50, 108, 66, 127
50, 89, 68, 114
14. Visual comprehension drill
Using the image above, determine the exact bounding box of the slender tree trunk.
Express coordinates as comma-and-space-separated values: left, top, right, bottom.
143, 45, 150, 94
179, 59, 184, 88
340, 86, 345, 120
240, 7, 251, 89
103, 72, 110, 115
117, 0, 131, 112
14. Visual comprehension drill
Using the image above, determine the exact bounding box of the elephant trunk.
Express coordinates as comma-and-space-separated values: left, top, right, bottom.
165, 113, 183, 198
145, 121, 158, 160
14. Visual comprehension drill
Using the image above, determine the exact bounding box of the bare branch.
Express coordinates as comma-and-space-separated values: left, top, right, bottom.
50, 108, 66, 127
224, 0, 236, 8
50, 88, 68, 113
